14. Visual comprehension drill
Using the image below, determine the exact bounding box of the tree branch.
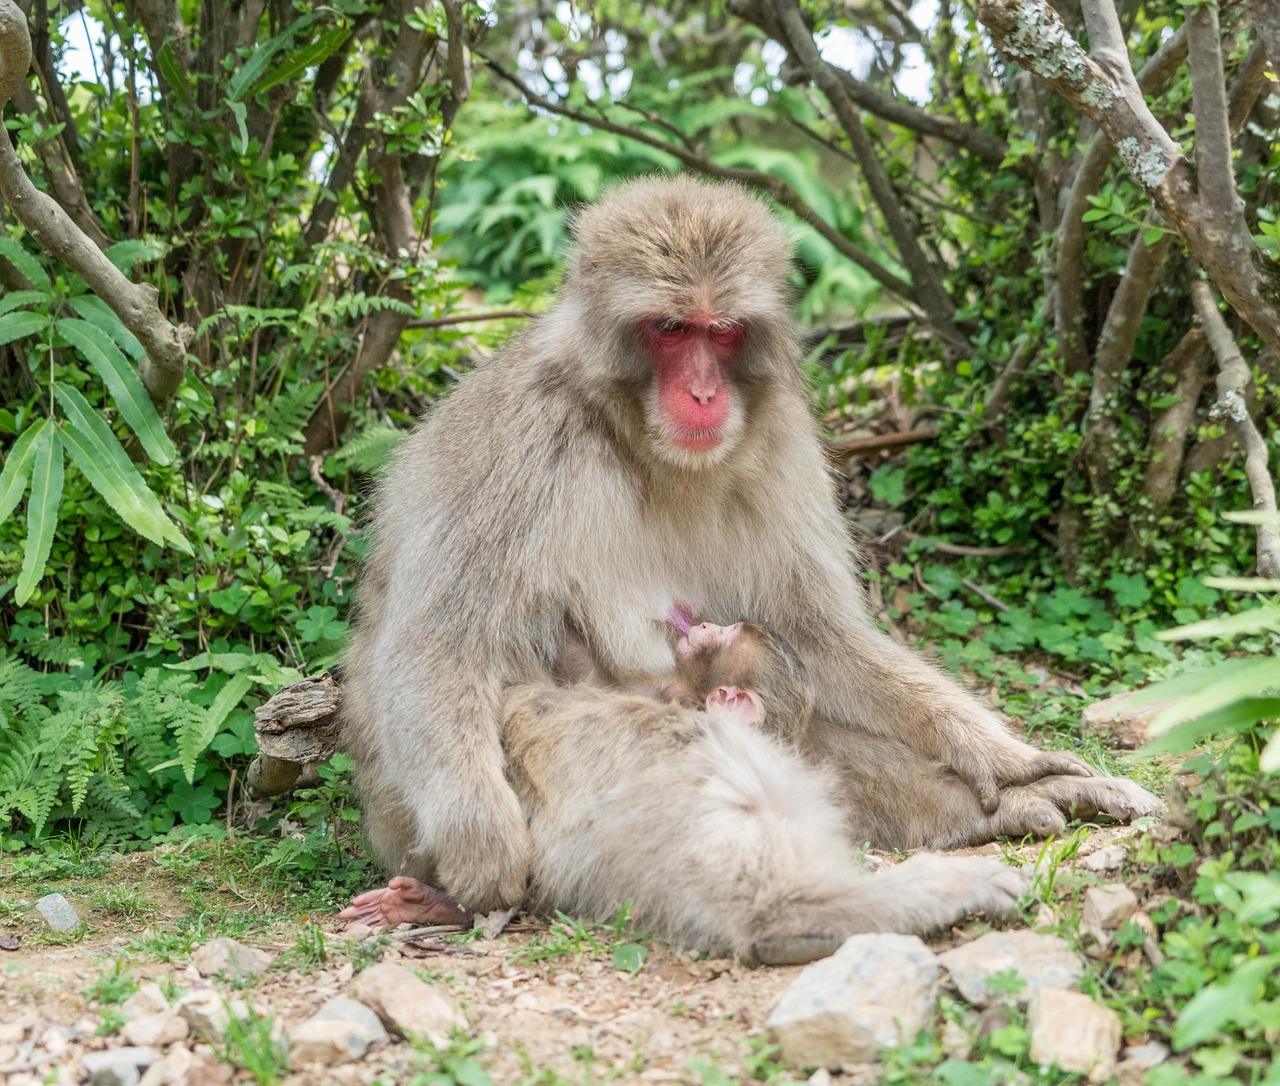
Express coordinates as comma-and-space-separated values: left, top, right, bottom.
766, 0, 962, 346
1142, 328, 1209, 511
1190, 272, 1280, 578
1053, 26, 1188, 377
978, 0, 1280, 359
0, 0, 188, 403
482, 56, 924, 309
1186, 0, 1236, 216
1081, 214, 1175, 496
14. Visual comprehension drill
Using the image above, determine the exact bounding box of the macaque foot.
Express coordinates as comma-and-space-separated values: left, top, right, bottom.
994, 774, 1165, 839
957, 742, 1095, 814
339, 876, 474, 931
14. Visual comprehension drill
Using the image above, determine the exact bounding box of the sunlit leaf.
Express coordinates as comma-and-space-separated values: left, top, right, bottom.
1155, 607, 1280, 641
1147, 658, 1280, 736
15, 423, 64, 605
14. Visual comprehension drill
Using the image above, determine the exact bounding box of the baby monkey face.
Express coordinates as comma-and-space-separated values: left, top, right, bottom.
675, 622, 761, 684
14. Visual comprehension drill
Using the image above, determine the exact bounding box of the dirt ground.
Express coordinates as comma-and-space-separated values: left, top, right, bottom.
0, 825, 1147, 1086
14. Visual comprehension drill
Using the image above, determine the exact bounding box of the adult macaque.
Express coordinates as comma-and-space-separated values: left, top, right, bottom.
342, 175, 1160, 914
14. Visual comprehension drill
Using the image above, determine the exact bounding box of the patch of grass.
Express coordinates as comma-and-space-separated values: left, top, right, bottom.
274, 918, 328, 972
398, 1028, 494, 1085
89, 883, 155, 921
216, 1008, 288, 1086
84, 959, 138, 1004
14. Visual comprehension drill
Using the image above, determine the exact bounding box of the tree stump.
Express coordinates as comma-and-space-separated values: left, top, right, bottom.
247, 673, 345, 798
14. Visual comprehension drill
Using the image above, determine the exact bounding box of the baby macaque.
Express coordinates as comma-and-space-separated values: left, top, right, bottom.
344, 620, 1024, 962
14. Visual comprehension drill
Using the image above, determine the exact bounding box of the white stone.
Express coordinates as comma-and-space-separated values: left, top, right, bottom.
288, 995, 388, 1067
121, 1012, 189, 1047
35, 893, 81, 932
1083, 884, 1138, 932
939, 931, 1081, 1005
1081, 845, 1127, 873
191, 937, 274, 980
348, 963, 466, 1041
83, 1048, 157, 1086
138, 1047, 193, 1086
1027, 988, 1121, 1080
766, 933, 939, 1068
175, 989, 242, 1043
120, 984, 170, 1022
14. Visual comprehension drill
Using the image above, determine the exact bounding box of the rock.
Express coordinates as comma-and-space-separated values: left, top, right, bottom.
138, 1047, 193, 1086
765, 933, 939, 1068
940, 1018, 970, 1059
83, 1048, 157, 1086
1081, 691, 1176, 749
1083, 884, 1139, 947
0, 1021, 27, 1043
348, 962, 466, 1041
120, 984, 170, 1022
191, 937, 274, 980
288, 995, 388, 1067
1121, 1040, 1169, 1069
1080, 844, 1127, 873
34, 893, 80, 932
174, 989, 250, 1043
121, 1012, 189, 1047
1083, 884, 1138, 930
1026, 988, 1121, 1080
938, 931, 1081, 1005
184, 1057, 236, 1086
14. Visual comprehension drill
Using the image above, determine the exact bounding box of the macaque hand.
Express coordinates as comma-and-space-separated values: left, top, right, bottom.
946, 726, 1094, 815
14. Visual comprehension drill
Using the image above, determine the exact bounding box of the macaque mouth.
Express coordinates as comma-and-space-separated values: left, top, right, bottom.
670, 424, 726, 452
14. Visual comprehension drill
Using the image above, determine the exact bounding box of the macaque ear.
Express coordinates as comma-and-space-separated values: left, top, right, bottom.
706, 685, 762, 724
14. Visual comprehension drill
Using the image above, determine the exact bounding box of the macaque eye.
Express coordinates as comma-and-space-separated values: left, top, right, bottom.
709, 320, 745, 344
658, 319, 688, 335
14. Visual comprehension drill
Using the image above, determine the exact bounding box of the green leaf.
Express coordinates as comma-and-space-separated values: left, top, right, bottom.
0, 290, 50, 317
1156, 606, 1280, 641
0, 310, 50, 346
67, 295, 146, 360
1173, 957, 1279, 1049
0, 237, 51, 290
610, 944, 647, 975
250, 26, 350, 97
1203, 577, 1280, 592
1105, 572, 1151, 608
1223, 510, 1280, 527
1147, 657, 1280, 736
1142, 697, 1280, 755
56, 318, 176, 464
208, 673, 254, 734
155, 39, 192, 108
226, 10, 324, 102
53, 383, 191, 553
15, 423, 64, 605
0, 420, 45, 526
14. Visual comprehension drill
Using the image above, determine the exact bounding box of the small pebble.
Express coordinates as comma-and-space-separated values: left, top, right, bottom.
35, 893, 81, 932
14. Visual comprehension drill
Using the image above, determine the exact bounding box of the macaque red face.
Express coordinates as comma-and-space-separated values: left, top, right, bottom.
643, 315, 749, 457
